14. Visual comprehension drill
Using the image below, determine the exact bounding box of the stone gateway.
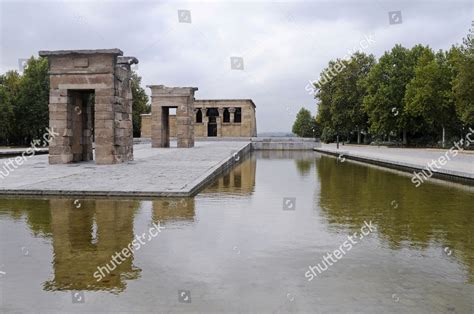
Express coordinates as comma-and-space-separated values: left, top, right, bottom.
147, 85, 198, 148
39, 49, 136, 165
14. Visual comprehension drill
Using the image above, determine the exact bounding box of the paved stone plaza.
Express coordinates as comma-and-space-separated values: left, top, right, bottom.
0, 141, 250, 197
315, 144, 474, 181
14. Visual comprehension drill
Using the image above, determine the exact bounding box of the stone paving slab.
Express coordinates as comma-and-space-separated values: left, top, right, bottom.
0, 141, 250, 197
315, 144, 474, 182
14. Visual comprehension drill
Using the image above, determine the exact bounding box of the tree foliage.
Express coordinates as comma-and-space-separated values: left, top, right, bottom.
363, 44, 428, 143
404, 49, 459, 143
0, 71, 21, 144
0, 57, 49, 145
16, 57, 50, 144
315, 52, 375, 143
312, 28, 473, 146
130, 71, 150, 137
292, 108, 317, 138
452, 27, 474, 126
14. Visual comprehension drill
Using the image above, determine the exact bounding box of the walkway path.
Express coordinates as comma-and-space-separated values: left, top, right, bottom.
0, 141, 250, 197
314, 144, 474, 182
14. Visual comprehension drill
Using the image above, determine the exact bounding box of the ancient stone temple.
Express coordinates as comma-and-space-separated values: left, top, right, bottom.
141, 98, 257, 139
39, 49, 136, 165
147, 85, 198, 148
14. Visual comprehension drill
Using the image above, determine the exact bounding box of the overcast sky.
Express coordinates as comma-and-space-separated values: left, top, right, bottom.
0, 0, 472, 132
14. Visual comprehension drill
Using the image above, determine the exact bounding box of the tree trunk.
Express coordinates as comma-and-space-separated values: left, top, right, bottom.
442, 126, 446, 148
357, 127, 361, 144
402, 129, 407, 145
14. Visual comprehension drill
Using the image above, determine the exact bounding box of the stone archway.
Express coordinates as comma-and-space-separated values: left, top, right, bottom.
148, 85, 198, 148
39, 49, 137, 165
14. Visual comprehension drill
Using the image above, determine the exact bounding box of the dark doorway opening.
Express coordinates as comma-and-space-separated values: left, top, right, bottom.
208, 116, 217, 137
161, 107, 171, 147
234, 107, 242, 123
68, 90, 94, 162
206, 108, 219, 137
223, 108, 230, 123
196, 109, 203, 123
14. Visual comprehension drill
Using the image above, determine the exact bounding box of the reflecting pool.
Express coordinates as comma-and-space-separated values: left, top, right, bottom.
0, 151, 472, 313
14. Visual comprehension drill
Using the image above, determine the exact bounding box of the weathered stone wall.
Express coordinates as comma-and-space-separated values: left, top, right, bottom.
141, 114, 152, 138
170, 115, 177, 137
141, 99, 257, 138
194, 100, 257, 137
114, 56, 135, 163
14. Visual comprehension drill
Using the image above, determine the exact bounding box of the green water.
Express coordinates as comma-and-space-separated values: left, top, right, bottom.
0, 151, 472, 313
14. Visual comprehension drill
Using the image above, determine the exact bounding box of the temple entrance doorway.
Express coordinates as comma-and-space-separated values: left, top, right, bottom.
207, 108, 218, 137
68, 90, 94, 162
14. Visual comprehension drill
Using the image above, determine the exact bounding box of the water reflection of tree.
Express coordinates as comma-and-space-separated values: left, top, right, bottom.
315, 155, 474, 283
0, 198, 52, 237
295, 158, 313, 176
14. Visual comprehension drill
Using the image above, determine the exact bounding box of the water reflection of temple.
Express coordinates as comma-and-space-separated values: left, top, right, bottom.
201, 154, 256, 196
152, 198, 196, 223
315, 154, 474, 283
0, 197, 199, 293
44, 199, 141, 293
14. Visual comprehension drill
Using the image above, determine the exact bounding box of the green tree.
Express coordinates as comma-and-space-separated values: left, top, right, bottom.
331, 52, 375, 143
314, 53, 375, 143
14, 57, 49, 145
315, 61, 338, 142
130, 71, 149, 137
404, 49, 459, 147
363, 44, 429, 144
292, 108, 317, 138
452, 27, 474, 126
0, 71, 21, 145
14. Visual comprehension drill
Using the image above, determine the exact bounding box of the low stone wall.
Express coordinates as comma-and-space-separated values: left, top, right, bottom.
251, 137, 321, 150
135, 136, 321, 150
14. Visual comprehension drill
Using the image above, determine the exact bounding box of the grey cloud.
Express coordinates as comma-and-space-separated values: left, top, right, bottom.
1, 0, 471, 132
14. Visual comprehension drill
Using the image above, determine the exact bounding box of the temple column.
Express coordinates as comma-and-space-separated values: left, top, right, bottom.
229, 107, 236, 123
217, 108, 224, 137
